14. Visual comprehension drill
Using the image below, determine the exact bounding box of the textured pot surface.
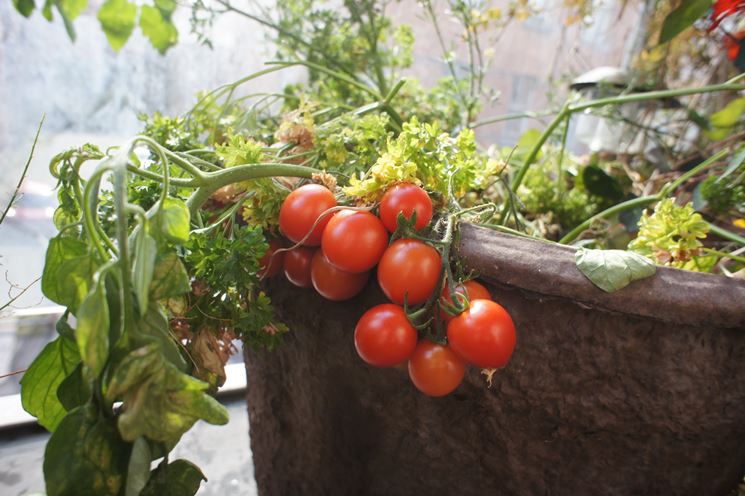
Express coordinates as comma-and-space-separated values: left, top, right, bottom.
245, 225, 745, 496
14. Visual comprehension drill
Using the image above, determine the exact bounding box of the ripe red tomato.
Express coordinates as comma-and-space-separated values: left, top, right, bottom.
278, 184, 336, 246
447, 299, 516, 369
311, 250, 369, 301
354, 304, 418, 367
379, 183, 433, 232
377, 239, 441, 305
258, 238, 285, 279
408, 340, 465, 397
439, 280, 491, 322
283, 247, 315, 288
321, 209, 388, 273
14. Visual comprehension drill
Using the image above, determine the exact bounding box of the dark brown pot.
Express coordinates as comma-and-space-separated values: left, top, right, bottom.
244, 224, 745, 496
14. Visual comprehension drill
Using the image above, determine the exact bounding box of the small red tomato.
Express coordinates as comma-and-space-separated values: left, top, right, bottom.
439, 280, 491, 322
311, 250, 369, 301
447, 299, 516, 369
354, 304, 418, 367
321, 209, 388, 273
279, 184, 336, 246
379, 183, 433, 232
283, 247, 315, 288
408, 340, 465, 397
258, 238, 285, 279
377, 239, 441, 305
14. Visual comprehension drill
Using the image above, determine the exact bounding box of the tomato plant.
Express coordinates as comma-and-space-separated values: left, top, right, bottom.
311, 250, 369, 301
379, 183, 433, 232
407, 340, 465, 397
258, 238, 286, 279
377, 239, 441, 305
354, 304, 418, 367
447, 299, 516, 369
321, 209, 389, 273
284, 247, 315, 288
279, 184, 337, 246
439, 280, 491, 322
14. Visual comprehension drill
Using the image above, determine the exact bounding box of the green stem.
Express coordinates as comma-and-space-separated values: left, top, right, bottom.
112, 162, 134, 330
708, 223, 745, 246
703, 247, 745, 264
1, 117, 43, 225
500, 82, 745, 224
266, 60, 380, 99
82, 166, 114, 260
558, 195, 659, 245
660, 149, 729, 196
186, 163, 321, 216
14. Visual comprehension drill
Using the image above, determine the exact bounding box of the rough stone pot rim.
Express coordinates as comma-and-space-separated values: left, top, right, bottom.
457, 223, 745, 329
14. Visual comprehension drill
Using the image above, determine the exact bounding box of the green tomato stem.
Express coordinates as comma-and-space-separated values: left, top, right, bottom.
186, 163, 321, 216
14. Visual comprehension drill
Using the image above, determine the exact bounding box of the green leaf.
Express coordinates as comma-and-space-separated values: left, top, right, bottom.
582, 165, 624, 201
106, 344, 228, 444
44, 405, 130, 496
126, 438, 152, 496
57, 363, 91, 411
157, 197, 190, 243
576, 248, 657, 293
141, 459, 206, 496
659, 0, 712, 44
42, 0, 53, 20
20, 335, 80, 432
41, 236, 97, 313
132, 231, 158, 315
149, 252, 191, 300
13, 0, 36, 17
154, 0, 176, 18
140, 5, 178, 55
97, 0, 137, 52
76, 281, 110, 377
705, 98, 745, 141
57, 0, 87, 20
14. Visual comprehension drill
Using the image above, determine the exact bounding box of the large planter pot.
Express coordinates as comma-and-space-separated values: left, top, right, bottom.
244, 224, 745, 496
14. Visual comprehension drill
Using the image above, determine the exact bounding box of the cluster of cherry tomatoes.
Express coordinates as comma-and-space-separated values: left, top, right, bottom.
261, 182, 517, 397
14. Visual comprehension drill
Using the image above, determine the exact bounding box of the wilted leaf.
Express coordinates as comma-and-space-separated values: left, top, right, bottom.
140, 5, 178, 55
659, 0, 712, 44
44, 405, 130, 496
106, 344, 228, 444
97, 0, 137, 52
149, 252, 191, 300
132, 231, 158, 315
76, 281, 110, 376
41, 236, 97, 313
575, 247, 656, 292
20, 336, 80, 432
141, 459, 206, 496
